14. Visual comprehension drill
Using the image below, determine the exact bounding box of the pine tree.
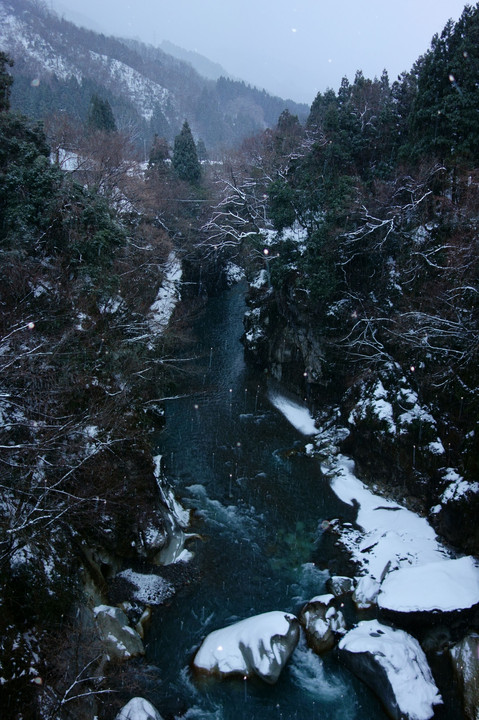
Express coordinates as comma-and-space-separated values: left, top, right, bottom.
196, 138, 208, 162
172, 120, 201, 183
0, 52, 14, 113
87, 93, 117, 133
409, 4, 479, 162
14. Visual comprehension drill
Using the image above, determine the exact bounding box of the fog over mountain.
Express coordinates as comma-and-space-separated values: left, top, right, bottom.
51, 0, 468, 104
0, 0, 309, 152
159, 41, 234, 82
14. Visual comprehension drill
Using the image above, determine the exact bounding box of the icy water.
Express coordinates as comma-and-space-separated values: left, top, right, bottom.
146, 282, 388, 719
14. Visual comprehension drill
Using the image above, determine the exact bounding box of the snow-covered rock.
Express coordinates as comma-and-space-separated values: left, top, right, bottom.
338, 620, 442, 720
328, 575, 356, 597
115, 697, 164, 720
378, 556, 479, 614
93, 605, 144, 660
299, 594, 346, 654
324, 453, 479, 618
152, 454, 192, 564
450, 634, 479, 720
116, 569, 175, 606
193, 611, 300, 684
352, 575, 380, 609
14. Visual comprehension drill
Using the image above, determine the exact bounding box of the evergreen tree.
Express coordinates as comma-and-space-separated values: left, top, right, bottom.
409, 4, 479, 162
196, 138, 208, 162
0, 52, 14, 113
172, 120, 201, 183
87, 93, 117, 133
307, 88, 338, 132
0, 112, 61, 248
273, 109, 303, 158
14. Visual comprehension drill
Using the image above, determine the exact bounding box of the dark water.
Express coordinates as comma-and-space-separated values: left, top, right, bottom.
146, 283, 388, 719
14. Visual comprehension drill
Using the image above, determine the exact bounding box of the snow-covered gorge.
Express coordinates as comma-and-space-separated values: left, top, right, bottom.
122, 282, 475, 720
33, 274, 477, 720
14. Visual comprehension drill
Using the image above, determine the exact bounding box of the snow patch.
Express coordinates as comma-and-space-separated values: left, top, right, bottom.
250, 269, 268, 289
88, 51, 170, 121
116, 569, 175, 605
268, 391, 317, 436
225, 262, 245, 285
348, 380, 396, 434
323, 452, 479, 615
148, 253, 182, 334
326, 454, 448, 582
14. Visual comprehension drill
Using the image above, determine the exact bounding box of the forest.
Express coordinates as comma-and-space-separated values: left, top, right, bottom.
1, 2, 479, 718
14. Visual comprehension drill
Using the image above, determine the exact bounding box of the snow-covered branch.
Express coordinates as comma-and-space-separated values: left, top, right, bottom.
200, 165, 272, 257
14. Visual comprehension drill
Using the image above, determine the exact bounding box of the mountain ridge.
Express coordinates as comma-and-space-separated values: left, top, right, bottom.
159, 39, 234, 82
0, 0, 309, 152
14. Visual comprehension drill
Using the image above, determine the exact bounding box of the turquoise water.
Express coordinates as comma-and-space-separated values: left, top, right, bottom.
146, 283, 388, 719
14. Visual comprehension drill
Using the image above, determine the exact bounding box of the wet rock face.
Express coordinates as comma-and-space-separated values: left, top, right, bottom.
432, 495, 479, 557
450, 634, 479, 720
243, 285, 325, 399
192, 611, 300, 684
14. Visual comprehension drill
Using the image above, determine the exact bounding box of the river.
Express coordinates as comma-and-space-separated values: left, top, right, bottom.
145, 281, 389, 719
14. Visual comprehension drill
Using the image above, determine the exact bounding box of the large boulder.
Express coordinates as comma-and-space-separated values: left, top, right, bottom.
299, 594, 346, 654
450, 634, 479, 720
378, 556, 479, 614
115, 697, 164, 720
338, 620, 442, 720
93, 605, 144, 661
192, 611, 300, 684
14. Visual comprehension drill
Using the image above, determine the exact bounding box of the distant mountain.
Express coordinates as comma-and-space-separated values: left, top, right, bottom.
160, 40, 233, 82
0, 0, 309, 153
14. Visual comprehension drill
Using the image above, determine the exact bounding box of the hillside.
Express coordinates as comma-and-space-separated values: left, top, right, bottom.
0, 0, 308, 153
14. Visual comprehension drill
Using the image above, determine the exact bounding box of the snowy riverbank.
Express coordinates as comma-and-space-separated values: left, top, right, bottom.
269, 390, 479, 615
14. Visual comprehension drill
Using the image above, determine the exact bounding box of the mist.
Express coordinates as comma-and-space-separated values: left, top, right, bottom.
51, 0, 468, 104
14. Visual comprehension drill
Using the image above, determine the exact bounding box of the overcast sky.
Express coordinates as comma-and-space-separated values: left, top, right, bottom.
50, 0, 469, 104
